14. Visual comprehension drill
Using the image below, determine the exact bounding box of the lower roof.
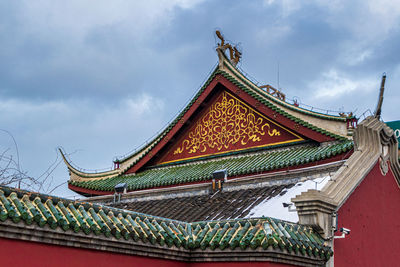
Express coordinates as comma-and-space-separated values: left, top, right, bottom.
69, 140, 353, 195
111, 183, 294, 222
0, 185, 332, 262
109, 175, 331, 223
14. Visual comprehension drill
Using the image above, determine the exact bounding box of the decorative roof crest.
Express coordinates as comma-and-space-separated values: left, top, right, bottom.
374, 73, 386, 120
215, 30, 241, 66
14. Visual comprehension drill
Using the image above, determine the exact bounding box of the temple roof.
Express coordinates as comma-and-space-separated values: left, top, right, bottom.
0, 185, 332, 261
69, 141, 352, 194
62, 35, 355, 196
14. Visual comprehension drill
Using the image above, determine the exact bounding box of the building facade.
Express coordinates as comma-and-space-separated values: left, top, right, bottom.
0, 33, 399, 266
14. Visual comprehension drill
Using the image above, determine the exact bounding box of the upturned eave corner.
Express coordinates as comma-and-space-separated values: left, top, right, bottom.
66, 31, 359, 194
59, 148, 120, 183
292, 116, 400, 236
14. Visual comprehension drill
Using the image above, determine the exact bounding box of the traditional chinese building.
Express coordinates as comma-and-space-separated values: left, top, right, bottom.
0, 32, 399, 267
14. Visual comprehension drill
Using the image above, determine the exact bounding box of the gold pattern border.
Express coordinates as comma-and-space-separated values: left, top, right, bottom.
159, 91, 304, 164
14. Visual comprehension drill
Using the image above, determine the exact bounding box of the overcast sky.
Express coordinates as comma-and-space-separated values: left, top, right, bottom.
1, 0, 399, 198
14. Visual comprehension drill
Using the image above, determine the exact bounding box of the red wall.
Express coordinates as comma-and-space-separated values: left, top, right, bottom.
0, 237, 295, 267
335, 162, 400, 266
0, 237, 186, 267
190, 262, 296, 267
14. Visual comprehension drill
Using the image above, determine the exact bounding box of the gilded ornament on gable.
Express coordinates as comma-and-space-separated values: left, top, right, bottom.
173, 92, 280, 155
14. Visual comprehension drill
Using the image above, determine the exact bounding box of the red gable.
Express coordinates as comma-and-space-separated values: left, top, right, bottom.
124, 73, 337, 174
157, 91, 303, 164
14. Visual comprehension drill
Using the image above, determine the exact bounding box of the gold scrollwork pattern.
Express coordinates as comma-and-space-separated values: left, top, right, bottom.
173, 92, 280, 155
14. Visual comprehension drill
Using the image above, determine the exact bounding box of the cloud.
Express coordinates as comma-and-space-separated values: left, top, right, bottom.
340, 48, 373, 66
0, 93, 165, 143
0, 0, 399, 198
367, 0, 400, 35
309, 69, 376, 99
263, 0, 302, 17
0, 0, 206, 101
0, 93, 166, 195
18, 0, 204, 40
261, 0, 400, 68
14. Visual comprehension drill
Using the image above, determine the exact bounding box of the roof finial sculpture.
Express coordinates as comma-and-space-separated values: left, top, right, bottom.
374, 73, 386, 120
215, 30, 242, 66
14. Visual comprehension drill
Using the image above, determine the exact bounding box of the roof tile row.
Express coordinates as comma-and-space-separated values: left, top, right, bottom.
70, 141, 353, 192
0, 186, 332, 259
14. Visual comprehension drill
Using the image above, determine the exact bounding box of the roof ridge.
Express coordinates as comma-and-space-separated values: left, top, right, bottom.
219, 50, 350, 121
114, 64, 348, 176
117, 67, 222, 165
217, 69, 348, 142
65, 47, 351, 189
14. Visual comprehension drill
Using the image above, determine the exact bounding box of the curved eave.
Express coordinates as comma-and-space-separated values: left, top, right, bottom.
90, 48, 351, 177
114, 67, 221, 170
59, 149, 120, 182
68, 183, 113, 196
217, 48, 347, 122
217, 49, 351, 138
69, 146, 353, 196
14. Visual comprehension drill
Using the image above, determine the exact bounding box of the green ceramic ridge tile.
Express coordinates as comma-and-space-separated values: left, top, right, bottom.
219, 69, 347, 142
118, 68, 221, 167
222, 61, 348, 122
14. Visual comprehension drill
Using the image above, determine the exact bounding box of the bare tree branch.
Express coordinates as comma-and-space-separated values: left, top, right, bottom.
0, 130, 77, 194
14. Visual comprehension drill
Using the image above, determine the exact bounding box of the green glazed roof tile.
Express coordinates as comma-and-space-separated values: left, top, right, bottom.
113, 63, 349, 175
71, 141, 353, 192
0, 185, 332, 259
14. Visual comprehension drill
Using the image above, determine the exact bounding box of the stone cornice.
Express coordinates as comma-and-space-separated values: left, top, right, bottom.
322, 116, 399, 207
292, 116, 400, 235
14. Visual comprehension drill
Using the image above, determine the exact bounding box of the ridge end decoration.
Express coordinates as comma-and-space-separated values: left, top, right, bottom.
216, 30, 242, 66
